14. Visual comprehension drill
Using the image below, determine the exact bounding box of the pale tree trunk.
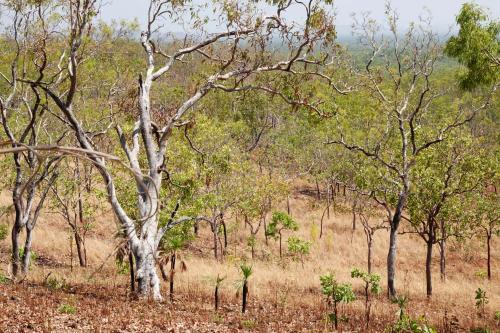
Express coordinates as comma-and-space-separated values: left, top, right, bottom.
21, 225, 34, 275
134, 240, 162, 301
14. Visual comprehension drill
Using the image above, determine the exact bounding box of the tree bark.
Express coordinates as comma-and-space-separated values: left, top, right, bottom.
129, 251, 135, 292
439, 239, 446, 281
387, 226, 398, 299
487, 231, 492, 280
11, 221, 22, 277
425, 240, 433, 297
75, 232, 86, 267
21, 225, 34, 275
134, 243, 162, 301
242, 281, 248, 313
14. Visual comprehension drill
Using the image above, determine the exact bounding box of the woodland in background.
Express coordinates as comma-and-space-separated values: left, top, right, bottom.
0, 0, 498, 332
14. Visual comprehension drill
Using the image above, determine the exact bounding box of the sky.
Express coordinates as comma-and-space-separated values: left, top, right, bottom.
98, 0, 500, 35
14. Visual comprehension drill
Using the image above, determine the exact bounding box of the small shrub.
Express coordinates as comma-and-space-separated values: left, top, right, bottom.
45, 276, 66, 290
319, 272, 355, 330
58, 303, 76, 314
0, 273, 9, 284
475, 288, 488, 315
474, 270, 487, 280
0, 224, 8, 241
115, 259, 130, 275
240, 319, 256, 329
392, 315, 436, 333
287, 236, 311, 263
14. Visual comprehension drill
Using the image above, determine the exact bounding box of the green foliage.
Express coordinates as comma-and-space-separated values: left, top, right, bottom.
58, 303, 77, 315
0, 273, 9, 284
240, 264, 253, 281
18, 248, 37, 267
391, 315, 437, 333
351, 268, 382, 295
45, 276, 67, 291
475, 288, 488, 313
115, 259, 130, 275
240, 319, 256, 329
266, 211, 298, 239
319, 273, 356, 304
0, 224, 8, 241
287, 236, 311, 261
445, 3, 499, 90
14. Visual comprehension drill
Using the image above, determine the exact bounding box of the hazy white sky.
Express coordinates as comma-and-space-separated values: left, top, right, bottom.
99, 0, 499, 34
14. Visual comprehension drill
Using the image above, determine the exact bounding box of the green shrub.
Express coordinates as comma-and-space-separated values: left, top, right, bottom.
45, 276, 66, 290
58, 303, 76, 314
287, 236, 311, 263
319, 272, 355, 330
0, 224, 8, 241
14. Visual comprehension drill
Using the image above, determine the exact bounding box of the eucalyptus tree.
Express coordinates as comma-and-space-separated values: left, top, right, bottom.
0, 1, 62, 277
406, 134, 486, 296
16, 0, 336, 300
445, 2, 499, 91
327, 6, 495, 298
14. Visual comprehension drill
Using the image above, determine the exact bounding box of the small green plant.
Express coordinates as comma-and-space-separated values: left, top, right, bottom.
392, 314, 436, 333
238, 264, 253, 313
351, 268, 381, 326
266, 211, 298, 258
393, 295, 409, 321
0, 224, 8, 241
211, 274, 226, 310
240, 319, 256, 329
58, 303, 77, 314
287, 236, 311, 264
475, 288, 488, 316
474, 269, 488, 280
115, 259, 130, 275
319, 272, 355, 330
45, 276, 66, 291
0, 273, 9, 284
18, 247, 37, 268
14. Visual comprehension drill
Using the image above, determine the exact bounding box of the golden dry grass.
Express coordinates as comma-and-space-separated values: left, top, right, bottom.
0, 189, 498, 331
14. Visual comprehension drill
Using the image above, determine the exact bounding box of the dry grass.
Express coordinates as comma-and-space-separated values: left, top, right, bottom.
0, 189, 498, 332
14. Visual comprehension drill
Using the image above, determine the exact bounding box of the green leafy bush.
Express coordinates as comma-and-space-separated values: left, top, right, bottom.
0, 224, 8, 241
320, 272, 355, 330
58, 303, 77, 314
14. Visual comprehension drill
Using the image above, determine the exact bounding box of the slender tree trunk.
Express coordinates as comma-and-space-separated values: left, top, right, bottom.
279, 233, 282, 258
425, 240, 433, 297
387, 193, 405, 299
21, 225, 34, 275
487, 231, 492, 280
11, 221, 22, 277
439, 239, 446, 281
170, 252, 176, 302
215, 284, 219, 310
316, 179, 321, 200
387, 226, 398, 299
75, 232, 86, 267
263, 216, 268, 245
213, 221, 219, 260
128, 251, 135, 292
242, 281, 248, 313
367, 237, 373, 274
286, 196, 291, 216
